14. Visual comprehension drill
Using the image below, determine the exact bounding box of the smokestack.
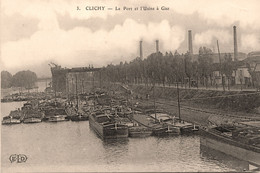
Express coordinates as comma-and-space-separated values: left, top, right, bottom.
156, 40, 159, 53
233, 26, 238, 61
139, 40, 143, 58
188, 30, 193, 54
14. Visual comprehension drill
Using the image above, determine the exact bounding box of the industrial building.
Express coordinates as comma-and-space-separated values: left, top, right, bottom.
50, 63, 101, 97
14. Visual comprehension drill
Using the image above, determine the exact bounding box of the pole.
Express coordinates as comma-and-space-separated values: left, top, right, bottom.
45, 79, 47, 91
55, 80, 57, 100
153, 84, 156, 123
99, 70, 101, 88
67, 76, 69, 100
126, 91, 128, 107
92, 72, 94, 90
177, 81, 181, 122
152, 72, 156, 123
82, 80, 84, 94
76, 75, 78, 111
217, 40, 225, 91
71, 78, 74, 102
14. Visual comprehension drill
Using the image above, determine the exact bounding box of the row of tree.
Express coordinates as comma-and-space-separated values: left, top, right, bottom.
1, 70, 38, 89
98, 47, 236, 89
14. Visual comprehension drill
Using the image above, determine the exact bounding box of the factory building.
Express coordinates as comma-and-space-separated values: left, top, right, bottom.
50, 63, 101, 97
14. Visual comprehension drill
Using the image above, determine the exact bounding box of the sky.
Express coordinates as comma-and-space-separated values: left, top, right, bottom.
1, 0, 260, 77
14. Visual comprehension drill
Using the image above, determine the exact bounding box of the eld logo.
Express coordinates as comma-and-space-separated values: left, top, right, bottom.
9, 154, 27, 163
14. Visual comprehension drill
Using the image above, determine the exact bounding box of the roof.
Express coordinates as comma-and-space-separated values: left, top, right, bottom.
68, 67, 101, 73
244, 51, 260, 64
248, 51, 260, 57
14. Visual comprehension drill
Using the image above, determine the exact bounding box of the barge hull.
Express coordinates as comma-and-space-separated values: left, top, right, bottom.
89, 116, 128, 139
200, 131, 260, 167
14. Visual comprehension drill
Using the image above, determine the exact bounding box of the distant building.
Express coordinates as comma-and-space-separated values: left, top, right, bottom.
234, 65, 251, 85
192, 52, 247, 63
244, 51, 260, 65
50, 64, 101, 96
255, 64, 260, 88
211, 51, 260, 87
243, 51, 260, 87
50, 64, 68, 93
66, 67, 100, 96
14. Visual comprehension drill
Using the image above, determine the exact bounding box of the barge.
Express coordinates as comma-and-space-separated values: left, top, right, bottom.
2, 110, 22, 125
2, 116, 21, 125
200, 126, 260, 167
89, 111, 129, 139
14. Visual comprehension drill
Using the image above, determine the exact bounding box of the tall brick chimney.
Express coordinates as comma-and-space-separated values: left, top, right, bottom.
233, 26, 238, 61
188, 30, 193, 55
140, 40, 143, 58
156, 40, 159, 53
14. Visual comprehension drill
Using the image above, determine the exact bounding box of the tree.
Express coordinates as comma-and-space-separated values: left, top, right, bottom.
222, 53, 233, 90
164, 52, 174, 86
174, 51, 185, 86
12, 70, 38, 88
198, 47, 213, 88
184, 52, 193, 88
247, 63, 260, 90
1, 71, 13, 88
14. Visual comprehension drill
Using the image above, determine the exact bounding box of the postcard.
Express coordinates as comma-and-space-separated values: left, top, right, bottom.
1, 0, 260, 172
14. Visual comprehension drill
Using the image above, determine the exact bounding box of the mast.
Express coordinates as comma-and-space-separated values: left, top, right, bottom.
54, 81, 57, 100
67, 76, 69, 100
177, 81, 181, 122
45, 79, 47, 92
92, 71, 95, 90
153, 84, 156, 123
152, 72, 156, 123
71, 78, 74, 102
99, 70, 102, 88
76, 75, 79, 111
81, 80, 84, 94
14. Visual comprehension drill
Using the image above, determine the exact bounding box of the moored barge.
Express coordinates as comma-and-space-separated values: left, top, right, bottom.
89, 111, 129, 139
2, 110, 22, 125
2, 116, 21, 125
200, 126, 260, 167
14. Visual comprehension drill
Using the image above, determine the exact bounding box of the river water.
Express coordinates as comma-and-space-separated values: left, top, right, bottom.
2, 102, 251, 172
0, 82, 250, 172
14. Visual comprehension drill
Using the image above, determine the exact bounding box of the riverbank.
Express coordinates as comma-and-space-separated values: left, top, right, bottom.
1, 80, 52, 99
104, 83, 260, 126
128, 85, 260, 113
1, 87, 22, 99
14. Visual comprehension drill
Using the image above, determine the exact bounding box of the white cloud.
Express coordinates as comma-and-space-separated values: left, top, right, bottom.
194, 29, 232, 46
241, 34, 260, 51
2, 18, 185, 69
148, 0, 260, 29
1, 0, 260, 72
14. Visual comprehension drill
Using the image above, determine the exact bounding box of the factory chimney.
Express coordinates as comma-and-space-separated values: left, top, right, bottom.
233, 26, 238, 61
188, 30, 193, 55
139, 40, 143, 58
156, 40, 159, 53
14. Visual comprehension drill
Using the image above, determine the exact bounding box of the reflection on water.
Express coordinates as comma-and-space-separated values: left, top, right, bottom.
102, 138, 129, 147
1, 80, 51, 99
1, 101, 242, 172
200, 144, 249, 171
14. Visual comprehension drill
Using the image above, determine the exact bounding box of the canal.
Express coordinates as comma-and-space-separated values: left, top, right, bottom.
1, 100, 252, 172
